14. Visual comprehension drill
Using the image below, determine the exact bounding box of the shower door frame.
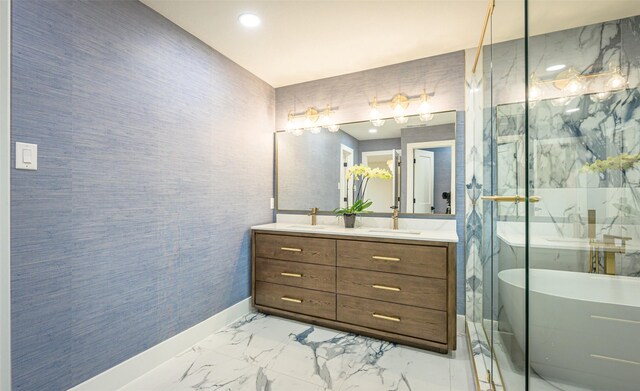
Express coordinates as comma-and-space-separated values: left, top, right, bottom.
0, 0, 11, 388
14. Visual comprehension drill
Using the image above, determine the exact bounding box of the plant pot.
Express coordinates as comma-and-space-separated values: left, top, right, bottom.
343, 213, 356, 228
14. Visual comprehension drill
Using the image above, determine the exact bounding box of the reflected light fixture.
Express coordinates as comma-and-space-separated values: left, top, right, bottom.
565, 107, 580, 114
606, 65, 627, 90
369, 97, 385, 127
560, 67, 585, 95
590, 91, 612, 102
529, 73, 543, 101
238, 13, 261, 28
531, 61, 627, 104
368, 128, 378, 134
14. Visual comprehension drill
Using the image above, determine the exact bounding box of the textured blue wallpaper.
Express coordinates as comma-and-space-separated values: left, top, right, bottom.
10, 1, 274, 389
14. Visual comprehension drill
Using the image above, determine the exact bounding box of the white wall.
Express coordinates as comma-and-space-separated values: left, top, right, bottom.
0, 0, 11, 389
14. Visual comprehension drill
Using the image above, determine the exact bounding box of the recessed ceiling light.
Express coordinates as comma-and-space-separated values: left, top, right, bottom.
565, 108, 580, 113
368, 128, 378, 133
546, 64, 566, 72
238, 13, 261, 28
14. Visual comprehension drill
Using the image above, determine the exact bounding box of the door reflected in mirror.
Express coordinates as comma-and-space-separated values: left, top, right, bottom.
276, 111, 456, 215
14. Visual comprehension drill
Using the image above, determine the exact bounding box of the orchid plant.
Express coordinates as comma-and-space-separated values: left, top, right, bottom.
580, 153, 640, 173
333, 164, 393, 215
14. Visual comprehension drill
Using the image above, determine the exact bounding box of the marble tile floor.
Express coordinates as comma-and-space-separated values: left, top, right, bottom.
119, 312, 476, 391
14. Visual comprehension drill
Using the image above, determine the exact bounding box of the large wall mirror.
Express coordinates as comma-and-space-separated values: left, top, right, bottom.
276, 110, 456, 216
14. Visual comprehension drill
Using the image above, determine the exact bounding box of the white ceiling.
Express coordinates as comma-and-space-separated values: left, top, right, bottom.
141, 0, 640, 87
341, 110, 456, 141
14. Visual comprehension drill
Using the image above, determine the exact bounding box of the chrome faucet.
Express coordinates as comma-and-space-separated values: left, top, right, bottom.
391, 206, 399, 230
309, 207, 319, 226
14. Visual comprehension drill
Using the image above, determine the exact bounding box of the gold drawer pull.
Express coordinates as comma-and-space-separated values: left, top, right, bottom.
372, 313, 400, 322
280, 272, 303, 278
281, 296, 303, 303
280, 247, 302, 252
372, 255, 400, 262
372, 284, 401, 292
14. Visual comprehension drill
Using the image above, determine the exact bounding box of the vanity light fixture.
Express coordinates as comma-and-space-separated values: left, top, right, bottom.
285, 105, 339, 136
530, 62, 627, 103
418, 90, 434, 121
369, 97, 386, 127
370, 90, 435, 126
391, 94, 409, 124
238, 13, 261, 28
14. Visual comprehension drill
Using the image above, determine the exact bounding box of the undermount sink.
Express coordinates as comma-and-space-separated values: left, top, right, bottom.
366, 228, 422, 235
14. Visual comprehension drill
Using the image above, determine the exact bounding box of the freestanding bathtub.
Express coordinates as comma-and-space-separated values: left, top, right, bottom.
499, 268, 640, 390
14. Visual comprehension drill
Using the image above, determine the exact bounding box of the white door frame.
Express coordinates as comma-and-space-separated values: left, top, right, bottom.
1, 0, 11, 388
406, 140, 456, 214
339, 144, 354, 207
361, 150, 394, 167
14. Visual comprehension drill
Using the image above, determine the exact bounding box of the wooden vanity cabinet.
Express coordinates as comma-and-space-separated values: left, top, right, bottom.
251, 230, 456, 353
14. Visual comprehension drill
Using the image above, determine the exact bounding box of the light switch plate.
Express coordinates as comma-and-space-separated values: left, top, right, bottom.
15, 142, 37, 170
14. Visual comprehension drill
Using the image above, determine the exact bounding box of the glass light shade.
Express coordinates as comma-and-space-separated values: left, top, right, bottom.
562, 68, 584, 95
529, 84, 543, 101
418, 100, 433, 121
370, 105, 386, 127
327, 124, 340, 132
394, 115, 408, 124
303, 116, 313, 128
320, 113, 332, 127
590, 91, 611, 102
309, 126, 321, 134
419, 112, 434, 122
292, 128, 304, 136
393, 103, 405, 118
606, 71, 627, 90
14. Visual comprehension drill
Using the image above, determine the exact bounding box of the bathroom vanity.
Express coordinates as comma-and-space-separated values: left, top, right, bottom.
251, 223, 457, 353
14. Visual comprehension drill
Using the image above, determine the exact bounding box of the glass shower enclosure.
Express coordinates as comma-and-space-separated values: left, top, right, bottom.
466, 1, 640, 390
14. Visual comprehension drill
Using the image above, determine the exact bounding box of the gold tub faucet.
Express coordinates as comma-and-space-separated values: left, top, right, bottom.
587, 209, 631, 275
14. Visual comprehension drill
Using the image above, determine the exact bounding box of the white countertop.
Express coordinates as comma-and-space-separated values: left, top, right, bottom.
251, 222, 458, 243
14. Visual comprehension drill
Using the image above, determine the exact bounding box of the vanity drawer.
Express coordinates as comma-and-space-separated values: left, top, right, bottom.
256, 258, 335, 293
255, 233, 336, 266
337, 295, 446, 343
337, 268, 446, 311
337, 240, 447, 279
255, 281, 336, 320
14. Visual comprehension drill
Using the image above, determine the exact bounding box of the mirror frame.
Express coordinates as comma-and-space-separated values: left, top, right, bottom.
274, 109, 461, 219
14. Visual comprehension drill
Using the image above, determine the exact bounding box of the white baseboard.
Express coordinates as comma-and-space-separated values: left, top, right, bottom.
68, 297, 252, 391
